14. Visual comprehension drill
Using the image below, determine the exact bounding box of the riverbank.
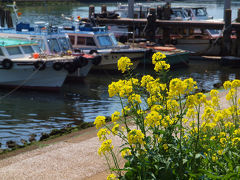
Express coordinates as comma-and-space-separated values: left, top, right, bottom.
0, 87, 232, 179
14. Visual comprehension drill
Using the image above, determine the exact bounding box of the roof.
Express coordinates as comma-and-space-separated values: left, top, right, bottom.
0, 38, 37, 47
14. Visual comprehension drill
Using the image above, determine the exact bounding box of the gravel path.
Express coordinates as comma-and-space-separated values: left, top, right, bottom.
0, 89, 232, 180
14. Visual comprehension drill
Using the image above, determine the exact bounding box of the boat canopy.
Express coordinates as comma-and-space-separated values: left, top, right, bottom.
0, 38, 36, 47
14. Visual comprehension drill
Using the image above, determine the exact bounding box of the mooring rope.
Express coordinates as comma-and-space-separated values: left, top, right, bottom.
0, 50, 48, 101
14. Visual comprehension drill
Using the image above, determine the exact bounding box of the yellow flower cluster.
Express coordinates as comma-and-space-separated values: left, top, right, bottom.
145, 111, 161, 128
111, 111, 120, 122
108, 79, 134, 98
154, 61, 170, 72
97, 128, 110, 141
121, 148, 132, 158
107, 174, 118, 180
94, 116, 106, 129
169, 78, 197, 98
141, 75, 154, 87
117, 57, 133, 73
98, 139, 114, 156
128, 93, 142, 104
152, 52, 166, 65
112, 122, 119, 135
127, 129, 145, 146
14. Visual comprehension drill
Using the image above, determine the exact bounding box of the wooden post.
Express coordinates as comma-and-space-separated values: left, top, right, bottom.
128, 0, 134, 18
89, 5, 95, 19
101, 5, 107, 14
222, 9, 232, 56
235, 9, 240, 56
224, 0, 231, 20
157, 5, 162, 20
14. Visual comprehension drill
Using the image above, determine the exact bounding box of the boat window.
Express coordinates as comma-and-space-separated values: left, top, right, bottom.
97, 36, 112, 46
6, 47, 22, 55
59, 37, 70, 51
36, 39, 46, 51
0, 48, 4, 56
48, 38, 61, 53
32, 45, 41, 53
196, 8, 206, 16
22, 46, 34, 54
110, 34, 118, 46
77, 37, 85, 45
86, 37, 96, 46
69, 35, 75, 45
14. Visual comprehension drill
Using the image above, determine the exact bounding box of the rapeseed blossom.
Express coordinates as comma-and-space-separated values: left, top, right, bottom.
152, 52, 166, 64
98, 139, 114, 156
121, 148, 132, 158
145, 111, 161, 128
112, 122, 119, 135
111, 111, 120, 122
154, 61, 170, 72
107, 174, 118, 180
94, 116, 106, 129
127, 129, 145, 146
117, 57, 133, 73
97, 128, 110, 141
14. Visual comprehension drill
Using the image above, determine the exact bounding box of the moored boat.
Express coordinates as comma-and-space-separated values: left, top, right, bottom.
0, 38, 69, 90
61, 21, 151, 71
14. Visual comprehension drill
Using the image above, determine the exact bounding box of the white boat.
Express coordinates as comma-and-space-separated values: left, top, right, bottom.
0, 38, 69, 90
62, 22, 151, 71
0, 22, 102, 79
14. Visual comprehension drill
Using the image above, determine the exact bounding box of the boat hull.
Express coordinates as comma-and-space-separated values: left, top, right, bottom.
92, 50, 147, 70
0, 62, 68, 90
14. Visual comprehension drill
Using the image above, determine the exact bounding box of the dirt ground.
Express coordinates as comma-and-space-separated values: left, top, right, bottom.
0, 89, 231, 180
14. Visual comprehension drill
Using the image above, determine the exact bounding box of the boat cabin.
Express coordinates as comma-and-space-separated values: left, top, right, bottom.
66, 27, 124, 50
0, 38, 40, 60
0, 22, 72, 56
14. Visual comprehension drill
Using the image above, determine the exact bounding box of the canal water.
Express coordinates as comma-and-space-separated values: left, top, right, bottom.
1, 0, 240, 148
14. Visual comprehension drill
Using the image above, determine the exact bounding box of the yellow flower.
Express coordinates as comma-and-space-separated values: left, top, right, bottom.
121, 148, 132, 158
163, 144, 168, 151
127, 129, 145, 146
223, 81, 232, 90
145, 111, 161, 128
231, 79, 240, 88
107, 173, 118, 180
226, 88, 236, 101
212, 154, 218, 162
128, 93, 142, 104
111, 111, 120, 122
98, 139, 114, 156
224, 122, 235, 128
117, 57, 133, 73
154, 61, 170, 72
210, 136, 216, 141
141, 75, 154, 87
97, 128, 110, 141
152, 52, 166, 65
112, 122, 119, 135
217, 149, 224, 155
94, 116, 106, 129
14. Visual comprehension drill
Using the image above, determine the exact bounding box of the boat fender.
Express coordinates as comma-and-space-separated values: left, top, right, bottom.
171, 39, 178, 45
52, 62, 63, 71
89, 50, 98, 55
2, 59, 13, 69
73, 56, 87, 68
34, 61, 46, 71
64, 62, 76, 74
92, 55, 102, 66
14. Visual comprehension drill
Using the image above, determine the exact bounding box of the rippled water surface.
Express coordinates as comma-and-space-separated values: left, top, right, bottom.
1, 0, 240, 148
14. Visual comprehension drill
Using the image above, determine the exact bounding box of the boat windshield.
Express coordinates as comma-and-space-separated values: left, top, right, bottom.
110, 34, 118, 46
58, 37, 71, 51
6, 47, 22, 55
0, 48, 4, 56
97, 35, 113, 47
22, 46, 34, 54
48, 38, 61, 53
32, 45, 41, 53
193, 8, 207, 16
